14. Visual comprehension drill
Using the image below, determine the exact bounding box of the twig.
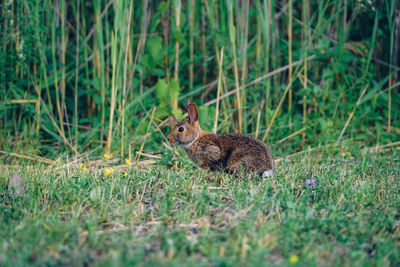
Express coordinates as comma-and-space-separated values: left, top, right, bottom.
369, 141, 400, 151
135, 152, 162, 159
0, 151, 54, 164
278, 127, 307, 144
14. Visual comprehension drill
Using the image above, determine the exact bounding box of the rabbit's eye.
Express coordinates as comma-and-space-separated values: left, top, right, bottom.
178, 127, 184, 132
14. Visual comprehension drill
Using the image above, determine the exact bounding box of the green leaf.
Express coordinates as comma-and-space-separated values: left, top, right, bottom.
198, 105, 215, 132
147, 37, 163, 64
153, 68, 165, 77
172, 108, 183, 119
155, 79, 169, 104
168, 79, 180, 101
158, 1, 169, 16
172, 28, 187, 46
319, 117, 328, 130
155, 106, 169, 118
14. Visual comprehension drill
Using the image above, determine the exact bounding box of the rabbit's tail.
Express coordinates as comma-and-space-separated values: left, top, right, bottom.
262, 169, 273, 177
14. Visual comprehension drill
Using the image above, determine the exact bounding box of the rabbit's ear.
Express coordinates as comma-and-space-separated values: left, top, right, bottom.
186, 99, 191, 107
188, 103, 199, 124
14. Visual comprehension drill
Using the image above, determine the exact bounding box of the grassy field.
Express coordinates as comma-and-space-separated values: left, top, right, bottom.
1, 0, 400, 265
1, 151, 399, 266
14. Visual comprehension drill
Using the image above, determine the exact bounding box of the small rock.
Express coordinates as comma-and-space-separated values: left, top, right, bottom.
8, 173, 25, 198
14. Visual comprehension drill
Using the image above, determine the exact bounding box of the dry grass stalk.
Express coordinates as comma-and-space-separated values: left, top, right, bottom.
205, 55, 316, 106
121, 1, 134, 159
0, 151, 54, 164
135, 152, 162, 159
336, 84, 369, 144
278, 127, 307, 144
288, 0, 293, 129
213, 47, 224, 134
136, 107, 156, 162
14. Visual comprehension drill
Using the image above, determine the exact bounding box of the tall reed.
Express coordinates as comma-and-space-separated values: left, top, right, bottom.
1, 0, 398, 158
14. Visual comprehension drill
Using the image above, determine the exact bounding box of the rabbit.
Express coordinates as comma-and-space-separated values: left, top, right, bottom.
167, 101, 274, 177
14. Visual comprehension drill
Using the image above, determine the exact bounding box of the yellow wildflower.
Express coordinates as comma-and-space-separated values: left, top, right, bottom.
125, 159, 131, 166
289, 255, 299, 263
104, 168, 115, 175
79, 163, 88, 172
123, 171, 128, 176
104, 154, 111, 160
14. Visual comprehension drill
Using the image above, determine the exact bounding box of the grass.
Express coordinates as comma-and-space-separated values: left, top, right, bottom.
0, 1, 399, 264
1, 151, 399, 266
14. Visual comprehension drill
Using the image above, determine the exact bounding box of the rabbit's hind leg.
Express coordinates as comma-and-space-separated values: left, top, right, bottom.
226, 151, 258, 175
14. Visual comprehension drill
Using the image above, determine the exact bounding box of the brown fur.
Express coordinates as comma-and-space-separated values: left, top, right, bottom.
167, 102, 274, 176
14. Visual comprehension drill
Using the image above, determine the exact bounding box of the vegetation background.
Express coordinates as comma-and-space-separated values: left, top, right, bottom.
1, 0, 400, 266
1, 0, 399, 162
